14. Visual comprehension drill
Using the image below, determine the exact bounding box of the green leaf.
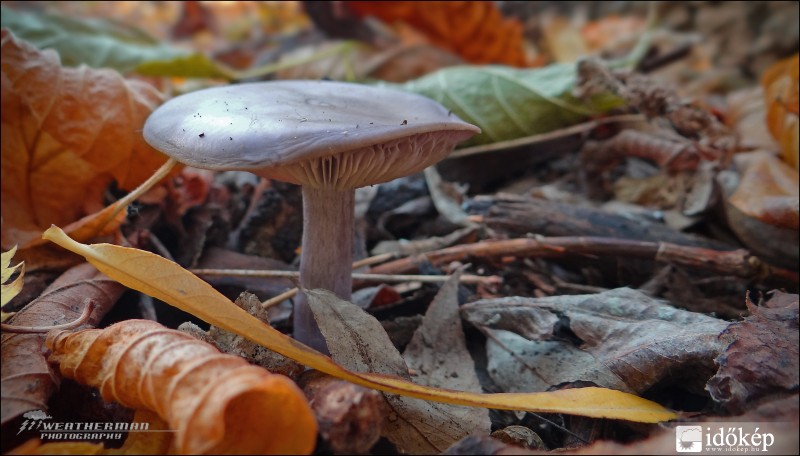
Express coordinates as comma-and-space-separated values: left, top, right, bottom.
0, 6, 228, 78
395, 64, 625, 146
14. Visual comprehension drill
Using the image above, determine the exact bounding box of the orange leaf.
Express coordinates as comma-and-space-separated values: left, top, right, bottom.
43, 226, 678, 425
0, 29, 167, 249
729, 151, 799, 230
346, 1, 527, 66
762, 54, 799, 170
45, 319, 317, 455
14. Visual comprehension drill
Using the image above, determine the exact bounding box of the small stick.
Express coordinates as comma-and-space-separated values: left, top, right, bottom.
261, 287, 298, 310
351, 252, 397, 269
259, 252, 398, 309
191, 268, 499, 284
1, 300, 96, 334
369, 237, 798, 283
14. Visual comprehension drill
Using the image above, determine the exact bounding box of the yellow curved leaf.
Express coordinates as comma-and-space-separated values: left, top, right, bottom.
43, 225, 677, 424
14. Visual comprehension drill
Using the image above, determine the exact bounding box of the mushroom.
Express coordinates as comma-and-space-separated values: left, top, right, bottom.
143, 80, 479, 353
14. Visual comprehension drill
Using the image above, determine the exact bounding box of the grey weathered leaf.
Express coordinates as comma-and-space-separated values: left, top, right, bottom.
403, 271, 490, 439
461, 288, 729, 395
305, 286, 487, 454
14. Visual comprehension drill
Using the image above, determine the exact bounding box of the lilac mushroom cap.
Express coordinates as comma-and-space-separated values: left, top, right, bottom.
143, 80, 479, 189
143, 80, 480, 353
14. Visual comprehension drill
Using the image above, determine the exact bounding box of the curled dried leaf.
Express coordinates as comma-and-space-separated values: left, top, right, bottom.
46, 319, 317, 455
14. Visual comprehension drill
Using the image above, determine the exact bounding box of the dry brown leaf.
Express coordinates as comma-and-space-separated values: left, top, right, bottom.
762, 54, 799, 170
45, 319, 317, 455
461, 288, 730, 395
346, 1, 527, 66
0, 263, 125, 425
0, 29, 166, 249
707, 291, 799, 413
306, 286, 483, 454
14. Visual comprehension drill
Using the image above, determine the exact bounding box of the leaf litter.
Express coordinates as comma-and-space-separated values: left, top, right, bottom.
1, 2, 799, 455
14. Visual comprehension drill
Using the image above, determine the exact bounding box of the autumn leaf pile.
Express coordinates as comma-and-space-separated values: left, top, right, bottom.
1, 3, 799, 456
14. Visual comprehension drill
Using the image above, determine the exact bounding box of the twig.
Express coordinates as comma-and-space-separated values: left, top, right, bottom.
259, 252, 399, 309
1, 300, 96, 334
368, 237, 798, 283
191, 268, 499, 284
351, 252, 397, 269
261, 287, 299, 310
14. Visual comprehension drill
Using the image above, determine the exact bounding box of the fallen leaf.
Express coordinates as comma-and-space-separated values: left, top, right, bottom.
1, 245, 25, 321
396, 64, 624, 147
346, 1, 527, 66
728, 151, 800, 229
0, 29, 166, 249
0, 263, 126, 425
403, 272, 491, 440
723, 150, 799, 269
46, 319, 317, 455
707, 291, 799, 413
461, 288, 730, 395
762, 54, 799, 170
0, 6, 227, 78
307, 286, 471, 453
42, 226, 678, 424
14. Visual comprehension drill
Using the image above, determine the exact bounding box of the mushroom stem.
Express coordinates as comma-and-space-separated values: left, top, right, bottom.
295, 186, 355, 354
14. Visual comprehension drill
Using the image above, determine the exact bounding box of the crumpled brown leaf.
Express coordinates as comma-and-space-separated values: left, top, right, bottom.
0, 29, 165, 249
306, 282, 487, 454
0, 262, 125, 425
45, 319, 317, 455
707, 291, 799, 413
461, 288, 730, 395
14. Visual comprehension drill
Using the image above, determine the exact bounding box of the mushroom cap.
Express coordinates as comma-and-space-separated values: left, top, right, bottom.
143, 80, 479, 189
